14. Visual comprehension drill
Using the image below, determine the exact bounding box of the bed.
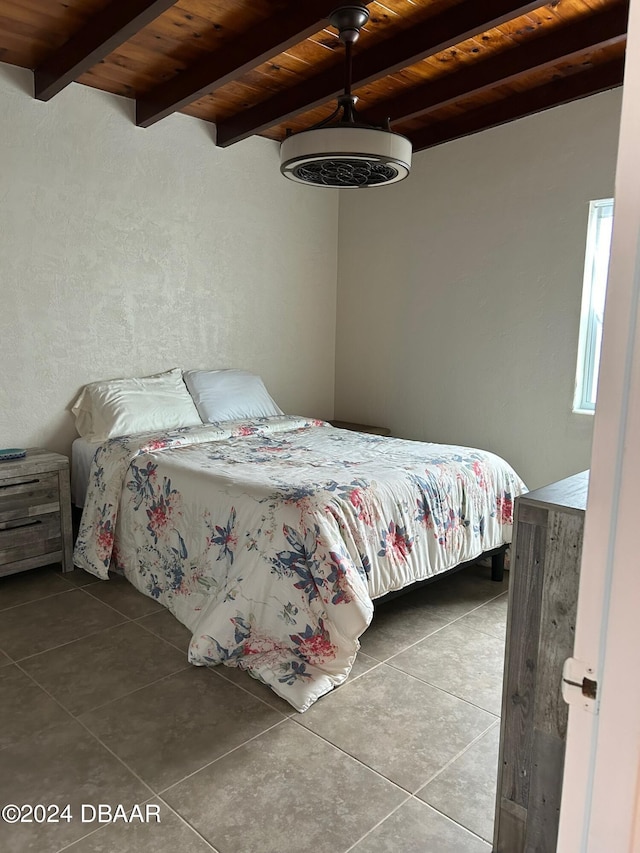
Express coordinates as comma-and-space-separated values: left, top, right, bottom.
73, 409, 527, 712
71, 437, 102, 508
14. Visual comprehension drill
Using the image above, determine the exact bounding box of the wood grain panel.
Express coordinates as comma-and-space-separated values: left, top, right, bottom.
0, 511, 62, 566
499, 505, 548, 810
495, 800, 527, 853
257, 1, 611, 142
534, 510, 584, 739
525, 729, 566, 853
0, 0, 628, 146
495, 473, 588, 853
0, 473, 60, 523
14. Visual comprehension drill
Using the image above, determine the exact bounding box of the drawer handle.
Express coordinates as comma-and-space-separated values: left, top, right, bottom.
0, 519, 43, 531
0, 478, 40, 490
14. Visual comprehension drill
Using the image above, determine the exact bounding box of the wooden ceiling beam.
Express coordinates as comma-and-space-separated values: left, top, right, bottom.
136, 1, 362, 128
215, 0, 550, 148
361, 1, 629, 126
409, 57, 625, 152
34, 0, 177, 102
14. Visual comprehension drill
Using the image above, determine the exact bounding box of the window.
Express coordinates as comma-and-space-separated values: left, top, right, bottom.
573, 198, 614, 414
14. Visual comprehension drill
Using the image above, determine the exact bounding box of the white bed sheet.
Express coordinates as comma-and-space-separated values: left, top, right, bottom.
71, 437, 102, 507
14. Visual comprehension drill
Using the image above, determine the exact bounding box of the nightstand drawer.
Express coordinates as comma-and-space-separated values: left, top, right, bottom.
0, 449, 72, 576
0, 473, 60, 523
0, 511, 62, 567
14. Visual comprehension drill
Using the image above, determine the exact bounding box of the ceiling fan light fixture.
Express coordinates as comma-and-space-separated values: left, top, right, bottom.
280, 126, 411, 188
280, 4, 412, 189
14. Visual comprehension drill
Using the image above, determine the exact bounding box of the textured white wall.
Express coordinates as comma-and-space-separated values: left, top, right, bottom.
336, 90, 623, 489
0, 64, 338, 456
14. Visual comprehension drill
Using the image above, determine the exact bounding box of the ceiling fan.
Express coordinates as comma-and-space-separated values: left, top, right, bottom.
280, 4, 412, 188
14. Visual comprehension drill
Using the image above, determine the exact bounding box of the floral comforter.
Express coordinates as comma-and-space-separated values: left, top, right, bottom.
73, 416, 527, 712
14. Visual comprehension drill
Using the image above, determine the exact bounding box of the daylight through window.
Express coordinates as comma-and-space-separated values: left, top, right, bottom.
573, 198, 614, 414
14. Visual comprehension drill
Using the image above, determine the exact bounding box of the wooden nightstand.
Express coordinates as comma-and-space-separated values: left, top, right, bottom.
0, 449, 73, 577
329, 420, 391, 436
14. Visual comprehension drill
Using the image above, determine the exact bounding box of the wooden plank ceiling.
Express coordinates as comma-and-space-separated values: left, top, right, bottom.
0, 0, 628, 153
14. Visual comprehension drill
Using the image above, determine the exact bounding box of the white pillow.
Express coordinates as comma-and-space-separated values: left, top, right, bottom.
183, 369, 283, 423
71, 368, 202, 442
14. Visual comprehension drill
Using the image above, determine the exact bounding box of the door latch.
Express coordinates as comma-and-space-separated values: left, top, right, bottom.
562, 657, 599, 713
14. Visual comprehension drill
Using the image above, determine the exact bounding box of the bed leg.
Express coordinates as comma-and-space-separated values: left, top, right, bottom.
491, 551, 505, 583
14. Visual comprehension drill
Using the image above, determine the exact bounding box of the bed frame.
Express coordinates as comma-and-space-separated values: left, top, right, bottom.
374, 544, 507, 606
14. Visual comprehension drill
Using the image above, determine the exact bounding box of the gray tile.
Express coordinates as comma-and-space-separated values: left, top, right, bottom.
418, 724, 500, 842
390, 622, 505, 715
80, 667, 286, 791
346, 651, 379, 682
360, 600, 451, 661
0, 665, 71, 751
56, 567, 101, 587
136, 609, 192, 654
217, 651, 380, 718
0, 649, 11, 667
401, 565, 508, 623
299, 665, 495, 792
0, 719, 150, 853
21, 622, 189, 716
0, 589, 125, 660
64, 804, 215, 853
165, 721, 406, 853
214, 664, 298, 717
457, 593, 508, 640
85, 574, 164, 619
0, 566, 71, 611
350, 798, 490, 853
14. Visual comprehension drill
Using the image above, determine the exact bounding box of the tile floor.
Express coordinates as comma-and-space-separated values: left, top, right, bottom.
0, 562, 508, 853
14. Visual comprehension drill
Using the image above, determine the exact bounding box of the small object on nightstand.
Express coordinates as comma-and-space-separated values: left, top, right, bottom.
0, 448, 73, 578
0, 448, 26, 461
329, 420, 391, 436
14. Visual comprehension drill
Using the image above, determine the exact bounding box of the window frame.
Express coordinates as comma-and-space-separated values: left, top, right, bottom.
573, 198, 614, 415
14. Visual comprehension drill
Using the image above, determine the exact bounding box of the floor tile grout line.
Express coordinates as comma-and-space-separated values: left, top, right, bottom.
288, 717, 416, 796
71, 663, 194, 719
363, 596, 507, 666
413, 718, 501, 793
361, 621, 451, 663
153, 793, 222, 853
126, 619, 294, 720
411, 797, 494, 846
51, 794, 152, 853
381, 657, 502, 717
7, 616, 130, 665
55, 661, 195, 720
0, 584, 78, 614
342, 792, 494, 852
56, 570, 102, 589
324, 649, 501, 720
158, 795, 221, 853
278, 664, 500, 796
132, 613, 195, 653
21, 611, 294, 729
51, 793, 221, 853
78, 583, 162, 621
211, 665, 298, 717
12, 661, 158, 800
342, 793, 415, 853
10, 663, 282, 850
159, 717, 290, 797
0, 663, 79, 756
2, 655, 192, 742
